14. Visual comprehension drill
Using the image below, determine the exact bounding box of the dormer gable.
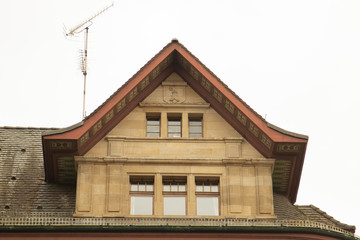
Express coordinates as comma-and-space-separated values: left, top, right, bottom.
42, 39, 308, 203
85, 72, 263, 160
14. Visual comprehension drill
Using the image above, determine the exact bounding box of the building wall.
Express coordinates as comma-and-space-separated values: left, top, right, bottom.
74, 73, 275, 219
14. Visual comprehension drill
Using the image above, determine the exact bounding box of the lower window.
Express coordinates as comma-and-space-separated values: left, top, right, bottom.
196, 196, 219, 216
130, 176, 154, 215
163, 196, 186, 215
130, 196, 153, 215
163, 176, 187, 215
195, 177, 220, 216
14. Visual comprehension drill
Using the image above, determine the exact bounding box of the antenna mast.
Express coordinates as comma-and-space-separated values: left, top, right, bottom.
66, 3, 114, 120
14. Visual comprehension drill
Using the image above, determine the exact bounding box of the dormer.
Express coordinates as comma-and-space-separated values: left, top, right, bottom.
42, 39, 308, 218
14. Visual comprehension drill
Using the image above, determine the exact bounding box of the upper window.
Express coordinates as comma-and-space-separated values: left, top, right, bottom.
168, 114, 182, 137
195, 177, 219, 216
130, 176, 154, 215
189, 114, 203, 138
163, 176, 187, 215
146, 112, 204, 138
146, 114, 160, 137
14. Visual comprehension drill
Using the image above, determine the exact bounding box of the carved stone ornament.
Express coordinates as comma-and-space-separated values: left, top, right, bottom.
162, 74, 187, 103
163, 86, 185, 103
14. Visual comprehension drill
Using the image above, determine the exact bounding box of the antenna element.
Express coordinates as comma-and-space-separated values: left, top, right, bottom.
66, 3, 114, 120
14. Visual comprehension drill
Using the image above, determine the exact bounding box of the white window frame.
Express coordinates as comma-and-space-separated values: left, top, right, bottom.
130, 176, 154, 215
163, 176, 187, 216
195, 177, 220, 216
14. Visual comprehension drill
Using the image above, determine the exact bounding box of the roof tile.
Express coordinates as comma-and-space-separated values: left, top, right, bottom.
0, 127, 75, 216
296, 205, 356, 233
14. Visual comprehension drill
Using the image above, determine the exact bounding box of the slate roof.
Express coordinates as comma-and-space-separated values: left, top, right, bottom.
297, 205, 356, 233
0, 127, 355, 235
273, 193, 305, 220
0, 127, 75, 216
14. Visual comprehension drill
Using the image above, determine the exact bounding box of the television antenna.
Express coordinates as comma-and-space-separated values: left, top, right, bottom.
65, 3, 114, 120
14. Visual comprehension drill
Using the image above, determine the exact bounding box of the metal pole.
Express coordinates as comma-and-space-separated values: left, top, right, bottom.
65, 3, 113, 121
82, 27, 88, 120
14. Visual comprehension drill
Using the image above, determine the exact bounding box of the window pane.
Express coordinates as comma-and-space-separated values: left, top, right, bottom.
189, 118, 202, 137
147, 126, 160, 132
170, 184, 178, 192
163, 184, 170, 191
130, 196, 153, 215
178, 184, 186, 192
204, 184, 211, 192
189, 125, 202, 133
189, 133, 202, 138
139, 184, 146, 191
131, 184, 138, 191
168, 118, 181, 137
168, 120, 181, 126
147, 132, 160, 137
147, 118, 160, 137
196, 197, 219, 216
147, 119, 159, 125
168, 133, 181, 138
196, 185, 203, 192
168, 125, 181, 132
212, 184, 219, 192
189, 120, 202, 126
164, 196, 186, 215
147, 184, 153, 191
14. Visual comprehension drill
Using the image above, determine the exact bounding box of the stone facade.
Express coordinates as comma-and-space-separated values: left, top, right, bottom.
74, 73, 275, 218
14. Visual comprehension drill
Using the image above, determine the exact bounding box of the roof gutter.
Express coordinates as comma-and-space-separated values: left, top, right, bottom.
0, 225, 357, 240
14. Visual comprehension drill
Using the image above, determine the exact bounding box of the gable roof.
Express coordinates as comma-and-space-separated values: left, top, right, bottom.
42, 39, 308, 203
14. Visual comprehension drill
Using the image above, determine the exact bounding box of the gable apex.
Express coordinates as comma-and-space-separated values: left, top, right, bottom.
42, 40, 308, 203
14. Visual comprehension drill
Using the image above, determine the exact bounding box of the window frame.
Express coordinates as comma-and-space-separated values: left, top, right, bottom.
129, 176, 154, 216
162, 176, 187, 216
188, 114, 203, 138
195, 177, 220, 216
167, 114, 182, 138
146, 114, 161, 137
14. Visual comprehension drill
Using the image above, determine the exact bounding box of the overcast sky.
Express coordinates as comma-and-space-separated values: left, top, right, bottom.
0, 0, 359, 233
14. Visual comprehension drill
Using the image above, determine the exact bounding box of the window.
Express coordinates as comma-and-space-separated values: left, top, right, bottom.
163, 176, 187, 215
189, 114, 203, 137
130, 176, 154, 215
195, 177, 219, 216
146, 114, 160, 137
168, 114, 181, 137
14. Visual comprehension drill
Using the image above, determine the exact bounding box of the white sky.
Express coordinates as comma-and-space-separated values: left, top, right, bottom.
0, 0, 359, 233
